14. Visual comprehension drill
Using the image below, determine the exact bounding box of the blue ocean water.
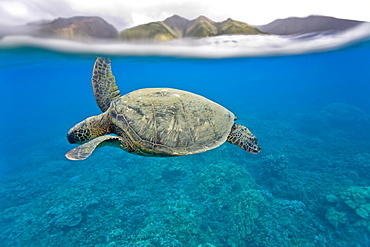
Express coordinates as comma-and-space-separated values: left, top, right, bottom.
0, 38, 370, 246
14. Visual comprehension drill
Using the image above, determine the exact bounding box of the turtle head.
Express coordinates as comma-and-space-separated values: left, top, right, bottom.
67, 114, 111, 144
67, 120, 93, 144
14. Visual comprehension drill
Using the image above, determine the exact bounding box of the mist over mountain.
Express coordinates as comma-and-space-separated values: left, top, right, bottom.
35, 16, 118, 40
0, 16, 118, 41
257, 15, 365, 35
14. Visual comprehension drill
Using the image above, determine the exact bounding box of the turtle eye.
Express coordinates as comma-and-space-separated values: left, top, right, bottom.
67, 132, 77, 144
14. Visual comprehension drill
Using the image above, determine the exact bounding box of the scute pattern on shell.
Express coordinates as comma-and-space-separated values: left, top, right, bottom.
109, 88, 235, 155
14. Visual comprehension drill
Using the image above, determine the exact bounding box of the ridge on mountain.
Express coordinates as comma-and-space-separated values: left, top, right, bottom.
35, 16, 118, 40
120, 15, 265, 41
163, 15, 189, 37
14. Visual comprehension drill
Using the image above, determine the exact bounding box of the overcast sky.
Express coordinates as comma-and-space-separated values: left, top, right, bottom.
1, 0, 369, 29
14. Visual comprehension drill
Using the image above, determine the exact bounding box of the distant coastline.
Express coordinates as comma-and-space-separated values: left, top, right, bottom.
0, 14, 366, 43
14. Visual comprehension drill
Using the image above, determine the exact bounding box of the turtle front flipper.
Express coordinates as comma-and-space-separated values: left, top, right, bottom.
66, 135, 122, 160
92, 57, 121, 112
227, 123, 261, 153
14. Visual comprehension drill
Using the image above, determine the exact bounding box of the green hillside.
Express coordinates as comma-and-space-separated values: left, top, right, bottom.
217, 18, 265, 35
184, 16, 218, 38
120, 15, 265, 42
120, 22, 177, 41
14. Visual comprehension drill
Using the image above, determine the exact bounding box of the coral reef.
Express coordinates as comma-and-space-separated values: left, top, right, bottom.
0, 98, 369, 247
293, 103, 369, 139
325, 187, 370, 233
348, 153, 370, 179
322, 103, 369, 130
262, 154, 288, 178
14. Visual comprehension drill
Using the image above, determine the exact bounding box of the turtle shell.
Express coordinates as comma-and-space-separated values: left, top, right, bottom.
109, 88, 235, 156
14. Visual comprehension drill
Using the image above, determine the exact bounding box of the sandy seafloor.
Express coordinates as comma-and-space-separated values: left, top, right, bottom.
0, 30, 370, 246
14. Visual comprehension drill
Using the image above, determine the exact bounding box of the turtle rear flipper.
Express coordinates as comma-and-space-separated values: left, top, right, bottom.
227, 123, 261, 153
66, 135, 121, 160
92, 57, 121, 112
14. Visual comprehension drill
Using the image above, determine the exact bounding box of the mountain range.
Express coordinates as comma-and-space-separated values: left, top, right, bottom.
257, 15, 364, 35
120, 15, 265, 41
0, 16, 118, 41
0, 15, 366, 42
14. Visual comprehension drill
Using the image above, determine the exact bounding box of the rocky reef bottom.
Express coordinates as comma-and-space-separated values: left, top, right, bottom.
0, 102, 370, 247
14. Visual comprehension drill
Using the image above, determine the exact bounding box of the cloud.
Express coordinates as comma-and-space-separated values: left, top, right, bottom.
63, 0, 210, 28
0, 0, 130, 30
0, 0, 77, 26
64, 0, 370, 26
0, 0, 369, 30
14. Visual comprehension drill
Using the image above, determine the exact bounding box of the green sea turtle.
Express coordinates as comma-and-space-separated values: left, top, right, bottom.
66, 57, 261, 160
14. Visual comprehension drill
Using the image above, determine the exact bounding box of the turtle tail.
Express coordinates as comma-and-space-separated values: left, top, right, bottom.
227, 123, 261, 153
92, 57, 121, 112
